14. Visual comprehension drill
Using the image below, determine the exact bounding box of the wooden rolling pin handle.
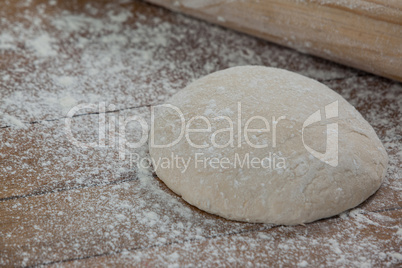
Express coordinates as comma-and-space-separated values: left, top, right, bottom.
146, 0, 402, 82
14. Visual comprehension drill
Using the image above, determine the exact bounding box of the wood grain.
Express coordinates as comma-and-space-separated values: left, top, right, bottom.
0, 108, 150, 200
53, 210, 402, 267
0, 176, 400, 266
0, 0, 362, 128
0, 179, 262, 266
146, 0, 402, 82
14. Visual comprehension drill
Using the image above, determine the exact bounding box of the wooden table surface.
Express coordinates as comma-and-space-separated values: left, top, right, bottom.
0, 0, 401, 267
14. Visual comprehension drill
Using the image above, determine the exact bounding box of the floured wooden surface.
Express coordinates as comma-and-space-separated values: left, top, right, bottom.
0, 0, 401, 267
65, 210, 402, 267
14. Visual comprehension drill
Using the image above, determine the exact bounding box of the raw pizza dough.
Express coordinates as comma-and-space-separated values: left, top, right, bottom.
149, 66, 388, 225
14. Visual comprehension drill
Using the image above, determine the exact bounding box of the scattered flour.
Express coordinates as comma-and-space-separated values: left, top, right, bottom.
0, 0, 400, 267
28, 34, 57, 57
0, 0, 358, 128
1, 114, 27, 129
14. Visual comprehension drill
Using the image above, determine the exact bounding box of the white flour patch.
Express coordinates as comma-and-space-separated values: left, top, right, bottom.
28, 34, 57, 57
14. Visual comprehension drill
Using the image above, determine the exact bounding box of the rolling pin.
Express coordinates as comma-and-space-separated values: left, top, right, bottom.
146, 0, 402, 82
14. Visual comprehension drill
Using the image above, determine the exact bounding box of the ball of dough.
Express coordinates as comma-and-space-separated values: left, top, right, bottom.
149, 66, 388, 225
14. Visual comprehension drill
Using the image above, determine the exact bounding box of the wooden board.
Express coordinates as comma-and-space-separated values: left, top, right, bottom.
0, 0, 401, 266
61, 210, 402, 267
146, 0, 402, 82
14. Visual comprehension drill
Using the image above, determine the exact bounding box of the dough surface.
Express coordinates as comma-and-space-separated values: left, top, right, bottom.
149, 66, 388, 225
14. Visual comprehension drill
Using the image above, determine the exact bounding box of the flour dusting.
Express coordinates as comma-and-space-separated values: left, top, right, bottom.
0, 0, 400, 267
